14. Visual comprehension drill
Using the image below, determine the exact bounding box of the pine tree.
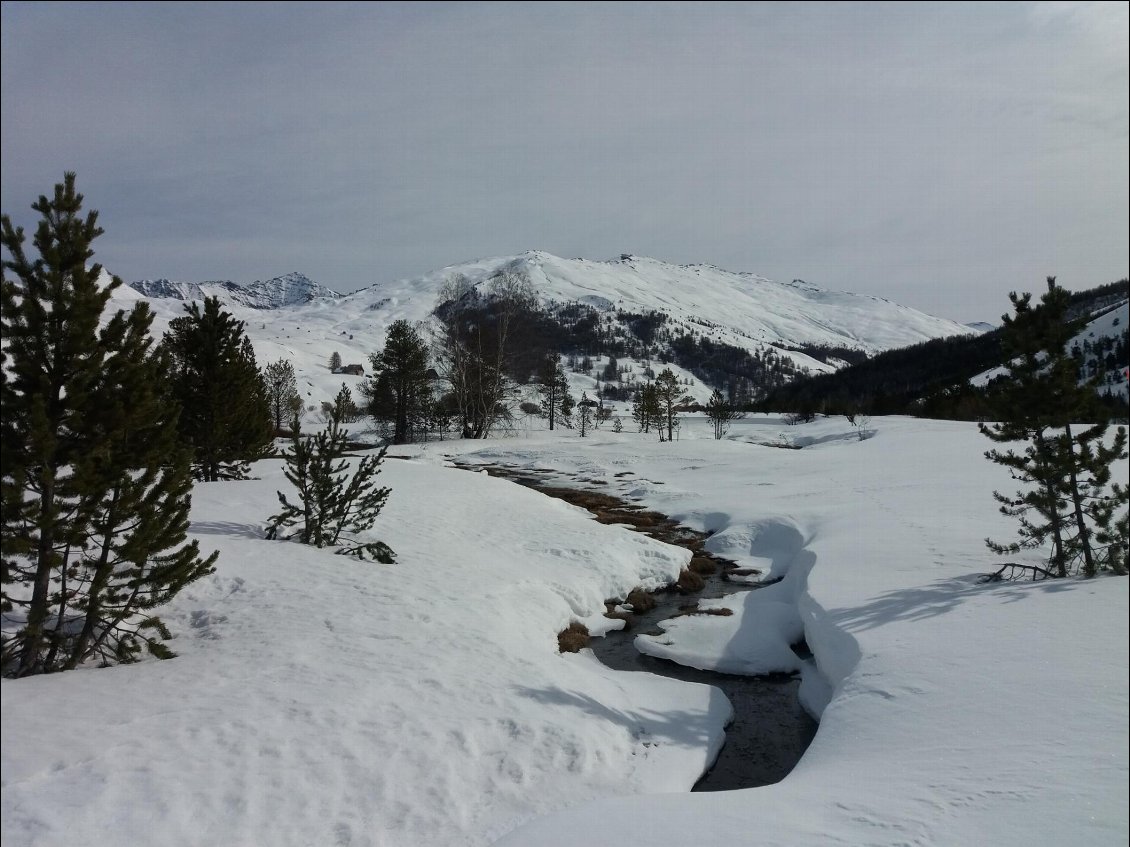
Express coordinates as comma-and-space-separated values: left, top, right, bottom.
559, 389, 575, 428
536, 353, 573, 430
983, 289, 1074, 574
1031, 279, 1127, 576
267, 385, 395, 562
654, 368, 690, 442
983, 279, 1128, 577
329, 351, 342, 372
366, 320, 432, 444
320, 384, 361, 425
705, 389, 744, 439
163, 296, 274, 481
264, 358, 302, 434
577, 392, 596, 437
1, 173, 216, 676
633, 382, 660, 433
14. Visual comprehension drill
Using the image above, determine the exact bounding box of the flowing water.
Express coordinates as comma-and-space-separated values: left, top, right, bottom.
456, 462, 817, 791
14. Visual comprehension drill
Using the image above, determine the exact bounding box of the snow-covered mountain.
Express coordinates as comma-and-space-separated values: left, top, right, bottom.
366, 251, 975, 357
129, 272, 340, 310
112, 251, 978, 408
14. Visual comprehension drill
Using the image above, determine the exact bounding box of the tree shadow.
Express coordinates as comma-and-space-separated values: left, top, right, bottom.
747, 520, 808, 580
513, 683, 727, 750
830, 573, 1087, 633
190, 520, 266, 541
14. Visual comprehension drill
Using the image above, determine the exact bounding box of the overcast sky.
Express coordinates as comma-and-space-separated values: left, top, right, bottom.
2, 2, 1126, 323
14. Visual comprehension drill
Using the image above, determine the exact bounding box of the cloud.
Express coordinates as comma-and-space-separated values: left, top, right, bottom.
2, 2, 1125, 321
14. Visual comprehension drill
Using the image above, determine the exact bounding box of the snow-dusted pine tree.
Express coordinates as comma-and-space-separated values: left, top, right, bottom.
1, 174, 217, 676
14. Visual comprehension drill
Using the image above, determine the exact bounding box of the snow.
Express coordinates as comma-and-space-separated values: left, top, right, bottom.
2, 454, 725, 846
109, 251, 976, 408
634, 578, 808, 677
365, 251, 977, 373
3, 417, 1126, 846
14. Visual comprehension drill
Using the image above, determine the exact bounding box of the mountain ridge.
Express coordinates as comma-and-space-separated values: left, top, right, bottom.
341, 250, 977, 360
129, 271, 340, 310
112, 250, 982, 406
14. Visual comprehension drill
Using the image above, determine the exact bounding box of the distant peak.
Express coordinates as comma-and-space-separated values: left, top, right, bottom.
129, 271, 339, 309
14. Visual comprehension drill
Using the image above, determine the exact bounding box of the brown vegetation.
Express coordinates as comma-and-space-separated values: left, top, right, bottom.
673, 601, 735, 617
625, 588, 658, 612
676, 568, 705, 593
557, 621, 591, 653
688, 555, 719, 575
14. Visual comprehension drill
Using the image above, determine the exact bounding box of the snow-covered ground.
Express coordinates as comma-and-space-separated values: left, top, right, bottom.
2, 415, 1127, 846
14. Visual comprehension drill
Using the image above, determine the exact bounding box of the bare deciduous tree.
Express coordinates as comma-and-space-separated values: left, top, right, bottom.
432, 270, 536, 439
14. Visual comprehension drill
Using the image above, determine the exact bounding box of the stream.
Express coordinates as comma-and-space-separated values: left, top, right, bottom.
456, 461, 817, 791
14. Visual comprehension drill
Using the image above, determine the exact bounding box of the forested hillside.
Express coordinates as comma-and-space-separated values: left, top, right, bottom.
762, 279, 1129, 419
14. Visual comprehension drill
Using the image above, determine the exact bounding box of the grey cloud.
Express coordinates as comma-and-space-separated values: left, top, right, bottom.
2, 1, 1125, 322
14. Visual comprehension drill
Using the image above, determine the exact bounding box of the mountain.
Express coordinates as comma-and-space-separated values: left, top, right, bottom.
129, 272, 340, 310
242, 272, 342, 308
965, 321, 997, 334
340, 251, 976, 374
110, 251, 978, 408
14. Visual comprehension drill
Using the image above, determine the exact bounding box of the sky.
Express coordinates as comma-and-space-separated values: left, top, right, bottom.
1, 2, 1126, 324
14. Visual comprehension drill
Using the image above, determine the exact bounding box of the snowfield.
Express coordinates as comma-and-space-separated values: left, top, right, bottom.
2, 416, 1127, 846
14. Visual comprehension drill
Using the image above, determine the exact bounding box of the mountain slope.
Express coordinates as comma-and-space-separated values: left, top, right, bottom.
352, 251, 975, 368
111, 251, 978, 408
762, 281, 1129, 417
972, 296, 1129, 401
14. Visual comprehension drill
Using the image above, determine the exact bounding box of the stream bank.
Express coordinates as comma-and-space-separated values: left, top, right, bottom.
455, 461, 817, 791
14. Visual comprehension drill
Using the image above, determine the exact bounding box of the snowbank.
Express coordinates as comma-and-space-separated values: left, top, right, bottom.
3, 415, 1127, 847
2, 456, 724, 846
485, 417, 1129, 846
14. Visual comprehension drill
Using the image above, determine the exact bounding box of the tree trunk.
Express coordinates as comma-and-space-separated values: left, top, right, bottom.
1063, 423, 1097, 576
1034, 430, 1068, 577
64, 488, 122, 669
19, 477, 58, 677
